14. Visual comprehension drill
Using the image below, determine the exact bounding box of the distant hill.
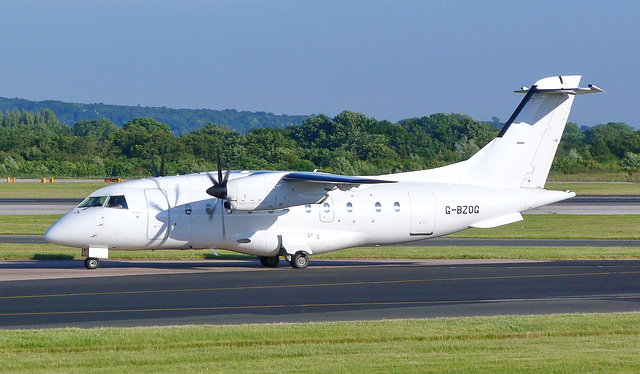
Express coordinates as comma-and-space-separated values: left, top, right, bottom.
0, 97, 309, 134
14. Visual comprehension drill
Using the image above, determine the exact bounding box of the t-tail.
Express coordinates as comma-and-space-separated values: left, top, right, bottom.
403, 75, 603, 188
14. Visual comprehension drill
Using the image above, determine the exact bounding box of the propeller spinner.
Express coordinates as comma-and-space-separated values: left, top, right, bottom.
206, 151, 231, 200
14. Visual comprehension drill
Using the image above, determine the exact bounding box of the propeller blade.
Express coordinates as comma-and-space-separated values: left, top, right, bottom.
206, 172, 217, 186
159, 153, 165, 177
222, 161, 232, 186
151, 158, 159, 178
209, 199, 225, 237
220, 200, 226, 238
217, 149, 223, 184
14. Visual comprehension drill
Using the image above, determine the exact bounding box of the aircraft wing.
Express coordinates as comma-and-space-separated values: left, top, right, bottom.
282, 172, 396, 185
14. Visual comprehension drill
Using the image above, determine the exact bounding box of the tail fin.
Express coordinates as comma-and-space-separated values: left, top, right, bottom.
473, 75, 603, 188
405, 75, 602, 188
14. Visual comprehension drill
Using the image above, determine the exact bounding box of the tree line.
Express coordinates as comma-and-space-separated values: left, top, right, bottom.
0, 97, 308, 135
0, 107, 638, 179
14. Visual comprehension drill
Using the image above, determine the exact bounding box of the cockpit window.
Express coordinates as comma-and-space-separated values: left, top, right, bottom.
106, 195, 128, 209
78, 196, 108, 208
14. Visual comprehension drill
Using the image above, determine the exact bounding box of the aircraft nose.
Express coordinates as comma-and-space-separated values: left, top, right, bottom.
44, 219, 67, 245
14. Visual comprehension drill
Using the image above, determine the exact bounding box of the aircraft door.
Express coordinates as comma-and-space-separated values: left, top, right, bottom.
409, 191, 436, 235
145, 189, 170, 241
319, 197, 334, 223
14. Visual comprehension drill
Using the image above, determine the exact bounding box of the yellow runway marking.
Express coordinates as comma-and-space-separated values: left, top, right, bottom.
2, 269, 639, 301
1, 294, 639, 318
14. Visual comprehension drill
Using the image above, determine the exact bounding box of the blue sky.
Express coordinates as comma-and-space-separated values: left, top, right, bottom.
1, 1, 637, 127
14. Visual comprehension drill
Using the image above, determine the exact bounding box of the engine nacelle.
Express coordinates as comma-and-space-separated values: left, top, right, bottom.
225, 172, 330, 211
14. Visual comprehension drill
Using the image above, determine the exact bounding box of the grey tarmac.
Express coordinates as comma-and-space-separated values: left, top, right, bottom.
1, 259, 639, 329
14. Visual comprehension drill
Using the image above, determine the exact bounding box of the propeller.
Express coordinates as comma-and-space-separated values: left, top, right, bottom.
206, 150, 231, 199
205, 150, 231, 237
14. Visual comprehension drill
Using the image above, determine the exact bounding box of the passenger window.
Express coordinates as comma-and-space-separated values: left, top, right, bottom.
375, 202, 381, 212
185, 204, 192, 215
79, 196, 108, 208
206, 204, 213, 215
105, 195, 128, 209
305, 204, 312, 213
394, 202, 400, 212
347, 202, 353, 212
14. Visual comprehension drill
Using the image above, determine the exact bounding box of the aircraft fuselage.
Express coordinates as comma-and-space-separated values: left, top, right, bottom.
45, 172, 570, 257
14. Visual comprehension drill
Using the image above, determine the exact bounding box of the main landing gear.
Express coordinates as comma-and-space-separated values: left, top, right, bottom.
259, 255, 280, 267
259, 251, 310, 269
290, 252, 309, 269
84, 257, 100, 270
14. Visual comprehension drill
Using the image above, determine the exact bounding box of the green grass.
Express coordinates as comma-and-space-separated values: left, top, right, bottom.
317, 245, 640, 260
549, 170, 640, 183
0, 215, 62, 235
2, 243, 640, 261
0, 181, 112, 198
0, 244, 251, 261
546, 181, 640, 195
449, 214, 640, 239
1, 313, 639, 373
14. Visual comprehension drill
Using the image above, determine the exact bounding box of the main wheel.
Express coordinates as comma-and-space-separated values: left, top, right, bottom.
290, 252, 309, 269
260, 256, 280, 267
84, 257, 100, 270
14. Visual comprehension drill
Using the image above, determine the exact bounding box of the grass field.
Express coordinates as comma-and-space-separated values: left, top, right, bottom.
0, 215, 61, 235
0, 181, 111, 198
1, 313, 639, 373
546, 181, 640, 195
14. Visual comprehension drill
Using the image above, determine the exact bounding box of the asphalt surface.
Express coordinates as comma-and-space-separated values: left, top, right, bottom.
0, 198, 81, 215
1, 259, 639, 329
528, 195, 640, 214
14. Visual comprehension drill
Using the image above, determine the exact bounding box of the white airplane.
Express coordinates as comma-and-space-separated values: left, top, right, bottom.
45, 75, 602, 269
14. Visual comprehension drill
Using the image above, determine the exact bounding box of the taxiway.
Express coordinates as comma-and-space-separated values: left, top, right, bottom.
1, 259, 639, 329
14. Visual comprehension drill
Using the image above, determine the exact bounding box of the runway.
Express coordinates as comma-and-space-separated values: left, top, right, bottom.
1, 259, 639, 329
0, 198, 81, 215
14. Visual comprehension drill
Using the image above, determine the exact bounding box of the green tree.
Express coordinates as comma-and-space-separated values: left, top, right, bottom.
73, 119, 118, 140
621, 152, 640, 176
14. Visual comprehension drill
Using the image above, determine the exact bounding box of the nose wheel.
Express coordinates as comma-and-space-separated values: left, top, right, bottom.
84, 257, 100, 270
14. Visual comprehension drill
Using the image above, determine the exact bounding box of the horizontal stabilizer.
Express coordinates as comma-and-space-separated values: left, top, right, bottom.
469, 212, 523, 229
283, 172, 396, 185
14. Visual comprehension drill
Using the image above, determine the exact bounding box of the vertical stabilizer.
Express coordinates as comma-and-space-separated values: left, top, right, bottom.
462, 75, 602, 188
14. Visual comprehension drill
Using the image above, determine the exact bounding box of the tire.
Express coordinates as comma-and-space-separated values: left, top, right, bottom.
290, 252, 309, 269
260, 256, 280, 267
84, 257, 100, 270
